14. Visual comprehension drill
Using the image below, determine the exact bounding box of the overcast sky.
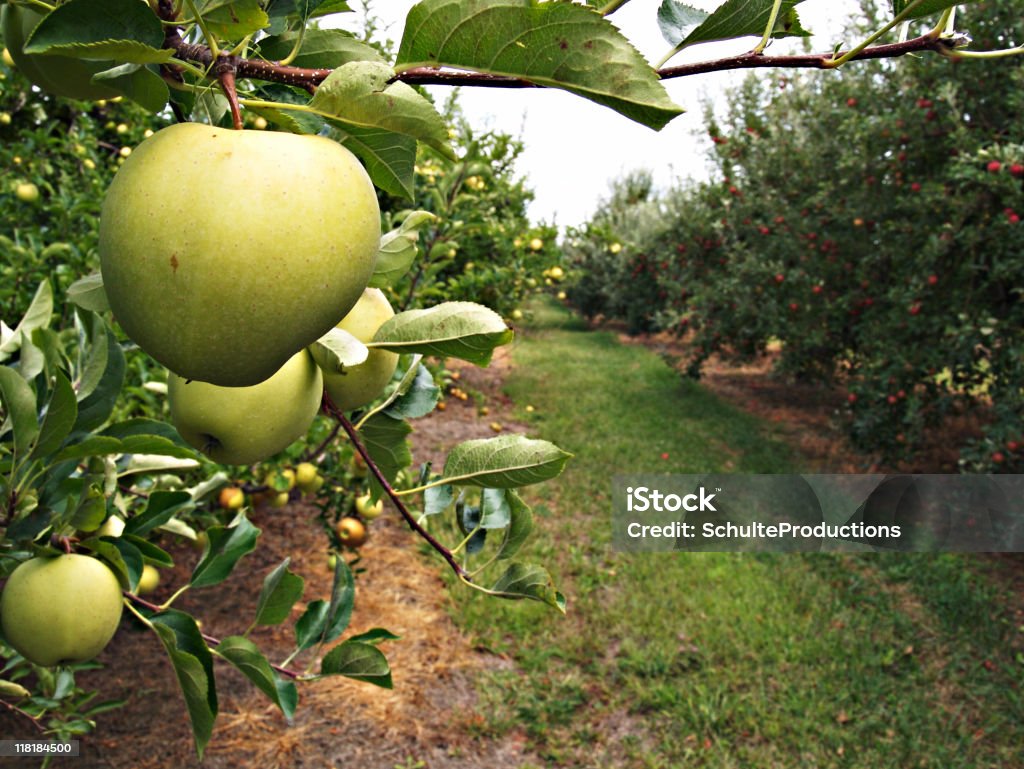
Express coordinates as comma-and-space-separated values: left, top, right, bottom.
363, 1, 866, 227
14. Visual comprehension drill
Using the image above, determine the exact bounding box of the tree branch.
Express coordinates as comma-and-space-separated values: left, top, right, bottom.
321, 395, 472, 583
125, 592, 304, 680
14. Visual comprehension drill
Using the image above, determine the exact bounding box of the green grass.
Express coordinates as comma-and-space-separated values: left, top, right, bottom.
441, 298, 1024, 768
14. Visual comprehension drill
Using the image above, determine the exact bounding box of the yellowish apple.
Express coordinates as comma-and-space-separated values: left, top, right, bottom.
337, 516, 368, 547
136, 564, 160, 595
355, 492, 383, 520
14, 182, 39, 203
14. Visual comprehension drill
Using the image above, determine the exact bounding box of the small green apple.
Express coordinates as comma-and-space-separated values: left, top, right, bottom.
136, 564, 160, 595
0, 554, 123, 666
97, 515, 126, 538
168, 350, 323, 465
14, 182, 38, 203
295, 462, 318, 487
1, 5, 120, 100
100, 123, 381, 387
315, 288, 399, 411
355, 492, 383, 520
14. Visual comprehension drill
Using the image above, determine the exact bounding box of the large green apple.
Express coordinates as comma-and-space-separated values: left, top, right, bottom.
0, 554, 124, 667
1, 5, 120, 100
315, 288, 399, 411
168, 350, 323, 465
100, 122, 381, 387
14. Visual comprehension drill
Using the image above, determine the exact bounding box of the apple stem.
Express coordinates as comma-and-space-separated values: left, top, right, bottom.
215, 61, 244, 130
323, 394, 473, 583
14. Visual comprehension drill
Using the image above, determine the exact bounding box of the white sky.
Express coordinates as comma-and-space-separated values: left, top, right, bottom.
364, 1, 866, 226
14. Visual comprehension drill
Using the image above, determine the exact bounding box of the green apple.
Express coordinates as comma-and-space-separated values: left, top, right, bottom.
136, 564, 160, 595
355, 492, 383, 520
14, 182, 39, 203
1, 5, 120, 100
168, 350, 323, 465
315, 288, 399, 411
0, 554, 123, 666
295, 462, 318, 487
100, 123, 381, 387
97, 515, 126, 538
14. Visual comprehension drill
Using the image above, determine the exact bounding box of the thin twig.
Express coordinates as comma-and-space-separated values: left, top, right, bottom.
322, 395, 471, 582
301, 421, 343, 463
125, 593, 304, 679
0, 698, 45, 733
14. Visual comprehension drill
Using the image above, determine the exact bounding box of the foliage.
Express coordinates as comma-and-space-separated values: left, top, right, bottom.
567, 0, 1024, 470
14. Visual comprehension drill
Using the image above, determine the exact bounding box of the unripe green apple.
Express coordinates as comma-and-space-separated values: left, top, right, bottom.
168, 350, 323, 465
136, 564, 160, 595
97, 515, 126, 538
295, 462, 318, 487
100, 123, 381, 387
14, 182, 39, 203
0, 554, 123, 666
355, 492, 384, 520
315, 288, 399, 411
1, 5, 120, 100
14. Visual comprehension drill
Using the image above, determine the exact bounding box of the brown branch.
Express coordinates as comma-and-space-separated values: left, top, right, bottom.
301, 421, 342, 463
153, 0, 970, 99
0, 697, 45, 733
125, 592, 304, 680
322, 395, 472, 583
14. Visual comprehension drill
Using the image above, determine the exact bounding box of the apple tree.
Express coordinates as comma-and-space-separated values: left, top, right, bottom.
1, 0, 1022, 757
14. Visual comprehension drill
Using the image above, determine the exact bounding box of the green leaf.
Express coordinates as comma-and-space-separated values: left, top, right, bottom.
295, 599, 329, 650
24, 0, 169, 61
123, 534, 175, 568
479, 487, 512, 529
255, 559, 306, 626
258, 28, 385, 69
371, 302, 513, 366
73, 326, 125, 433
442, 434, 571, 488
657, 0, 709, 45
66, 274, 110, 313
320, 640, 392, 688
310, 61, 453, 158
383, 363, 439, 420
396, 0, 683, 130
0, 281, 52, 361
150, 610, 217, 760
124, 490, 194, 538
359, 413, 413, 491
423, 483, 453, 515
93, 63, 170, 113
190, 514, 260, 588
676, 0, 810, 48
70, 488, 109, 533
497, 490, 533, 560
309, 327, 368, 375
304, 556, 357, 648
0, 366, 39, 460
369, 210, 437, 289
216, 636, 296, 720
56, 433, 197, 462
346, 627, 400, 644
29, 372, 77, 460
893, 0, 977, 20
201, 0, 270, 39
332, 124, 417, 199
490, 562, 566, 612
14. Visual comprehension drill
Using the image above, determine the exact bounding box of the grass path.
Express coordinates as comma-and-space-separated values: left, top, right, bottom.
444, 299, 1024, 768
